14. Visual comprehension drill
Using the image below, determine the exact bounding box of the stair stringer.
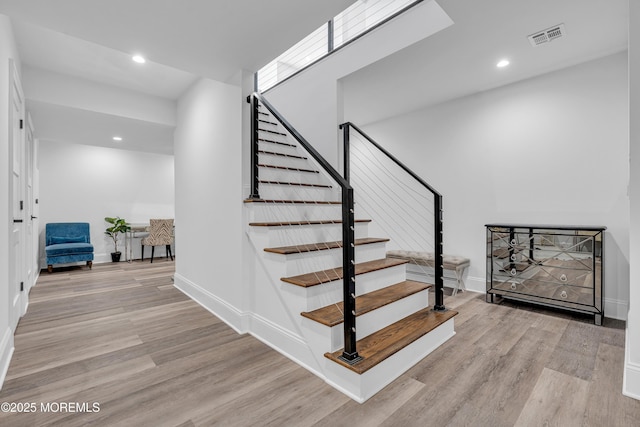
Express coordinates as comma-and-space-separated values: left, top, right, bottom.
244, 230, 328, 377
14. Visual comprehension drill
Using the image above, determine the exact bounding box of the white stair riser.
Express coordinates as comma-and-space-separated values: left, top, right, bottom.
257, 167, 332, 186
258, 185, 340, 202
258, 132, 289, 144
280, 264, 408, 312
264, 242, 388, 277
246, 203, 343, 223
258, 154, 314, 170
258, 120, 280, 129
355, 264, 409, 296
326, 288, 430, 352
247, 222, 370, 248
257, 142, 303, 156
258, 123, 284, 133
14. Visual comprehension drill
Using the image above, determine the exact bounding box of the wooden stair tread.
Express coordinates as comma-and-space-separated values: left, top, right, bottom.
281, 258, 408, 287
244, 198, 340, 205
301, 280, 431, 326
258, 119, 278, 125
248, 219, 371, 227
325, 308, 458, 374
258, 150, 307, 160
265, 237, 389, 255
259, 138, 296, 147
259, 128, 286, 136
258, 180, 332, 188
258, 164, 319, 173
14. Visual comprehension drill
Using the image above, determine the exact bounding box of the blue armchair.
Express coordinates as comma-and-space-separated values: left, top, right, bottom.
45, 222, 94, 273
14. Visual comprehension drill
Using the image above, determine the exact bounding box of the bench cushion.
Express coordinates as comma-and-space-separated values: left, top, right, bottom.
46, 242, 94, 257
386, 250, 470, 270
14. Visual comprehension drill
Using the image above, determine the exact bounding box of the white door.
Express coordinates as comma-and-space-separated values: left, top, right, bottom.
24, 114, 36, 298
9, 60, 26, 329
31, 127, 40, 280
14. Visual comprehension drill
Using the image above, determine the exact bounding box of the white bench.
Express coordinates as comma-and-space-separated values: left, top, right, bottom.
386, 250, 471, 296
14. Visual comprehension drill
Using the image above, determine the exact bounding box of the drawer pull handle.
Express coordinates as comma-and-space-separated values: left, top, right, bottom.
560, 274, 567, 282
511, 282, 517, 290
510, 268, 517, 276
510, 254, 517, 261
510, 239, 517, 246
560, 290, 568, 299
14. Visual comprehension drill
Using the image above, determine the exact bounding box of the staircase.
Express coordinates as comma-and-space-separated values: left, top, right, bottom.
244, 93, 457, 402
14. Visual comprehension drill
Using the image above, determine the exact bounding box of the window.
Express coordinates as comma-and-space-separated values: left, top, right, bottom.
257, 0, 420, 91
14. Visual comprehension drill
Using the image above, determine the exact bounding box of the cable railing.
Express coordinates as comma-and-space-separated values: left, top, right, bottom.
248, 92, 362, 364
257, 0, 424, 92
340, 122, 446, 311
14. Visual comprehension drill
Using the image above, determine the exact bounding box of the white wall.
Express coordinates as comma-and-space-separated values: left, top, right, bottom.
361, 52, 630, 318
173, 78, 246, 331
38, 141, 174, 264
0, 13, 19, 389
625, 0, 640, 400
266, 0, 453, 167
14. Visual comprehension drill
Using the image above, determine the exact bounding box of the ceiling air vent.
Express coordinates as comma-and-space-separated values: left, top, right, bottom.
528, 23, 565, 47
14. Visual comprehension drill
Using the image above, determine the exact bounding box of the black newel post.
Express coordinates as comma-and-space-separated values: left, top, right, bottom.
340, 186, 360, 363
342, 123, 350, 181
434, 194, 446, 311
249, 94, 260, 199
339, 123, 360, 363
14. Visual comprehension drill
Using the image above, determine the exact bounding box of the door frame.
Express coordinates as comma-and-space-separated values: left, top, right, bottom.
8, 59, 26, 329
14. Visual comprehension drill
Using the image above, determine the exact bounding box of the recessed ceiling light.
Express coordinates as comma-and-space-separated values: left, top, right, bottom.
497, 59, 510, 68
132, 55, 146, 64
113, 136, 123, 142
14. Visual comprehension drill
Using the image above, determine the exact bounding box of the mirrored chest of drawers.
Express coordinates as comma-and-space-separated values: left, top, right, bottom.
486, 224, 605, 325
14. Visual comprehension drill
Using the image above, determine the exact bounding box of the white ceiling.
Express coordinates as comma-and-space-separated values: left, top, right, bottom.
27, 100, 176, 155
0, 0, 630, 154
0, 0, 354, 82
12, 20, 197, 100
342, 0, 629, 124
0, 0, 354, 154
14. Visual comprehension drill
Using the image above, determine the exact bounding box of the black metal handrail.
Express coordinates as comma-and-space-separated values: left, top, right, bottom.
248, 92, 361, 364
340, 121, 446, 311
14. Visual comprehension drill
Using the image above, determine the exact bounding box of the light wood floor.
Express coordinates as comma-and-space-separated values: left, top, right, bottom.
0, 260, 639, 426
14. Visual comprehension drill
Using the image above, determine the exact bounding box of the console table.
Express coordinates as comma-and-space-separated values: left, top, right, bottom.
485, 224, 605, 325
124, 223, 149, 262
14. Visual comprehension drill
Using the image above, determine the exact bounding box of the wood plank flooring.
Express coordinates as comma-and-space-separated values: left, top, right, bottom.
0, 260, 638, 426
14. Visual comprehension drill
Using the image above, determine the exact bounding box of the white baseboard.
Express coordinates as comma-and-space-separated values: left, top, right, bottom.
604, 298, 628, 321
466, 276, 486, 293
624, 331, 640, 401
173, 273, 248, 334
0, 327, 15, 391
248, 313, 324, 378
173, 273, 325, 379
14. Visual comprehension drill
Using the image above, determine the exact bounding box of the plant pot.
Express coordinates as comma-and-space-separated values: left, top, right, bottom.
111, 252, 122, 262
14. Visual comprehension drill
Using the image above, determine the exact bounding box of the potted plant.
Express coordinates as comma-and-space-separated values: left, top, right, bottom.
104, 216, 130, 262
